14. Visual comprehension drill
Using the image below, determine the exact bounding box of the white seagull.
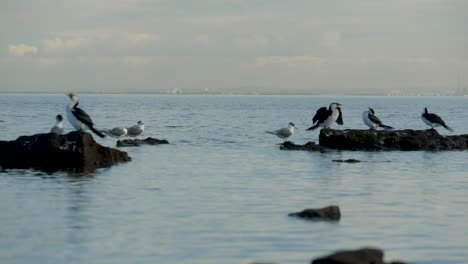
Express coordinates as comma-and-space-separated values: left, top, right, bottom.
102, 127, 128, 139
266, 122, 297, 142
362, 107, 393, 130
421, 107, 453, 131
127, 121, 144, 137
65, 93, 106, 138
306, 102, 343, 131
50, 114, 65, 135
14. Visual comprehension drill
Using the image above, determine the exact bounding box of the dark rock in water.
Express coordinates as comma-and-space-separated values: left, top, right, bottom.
319, 128, 468, 151
281, 141, 327, 152
117, 137, 169, 147
0, 131, 131, 173
289, 205, 341, 221
311, 247, 407, 264
332, 159, 364, 163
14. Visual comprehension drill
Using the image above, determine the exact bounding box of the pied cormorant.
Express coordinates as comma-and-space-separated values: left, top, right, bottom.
362, 107, 393, 130
66, 93, 105, 138
421, 107, 453, 131
306, 102, 343, 131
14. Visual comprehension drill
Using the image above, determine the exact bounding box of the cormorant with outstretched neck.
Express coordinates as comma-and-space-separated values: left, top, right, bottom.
66, 93, 105, 138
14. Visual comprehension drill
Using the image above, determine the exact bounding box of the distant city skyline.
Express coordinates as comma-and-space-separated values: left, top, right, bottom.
1, 0, 467, 95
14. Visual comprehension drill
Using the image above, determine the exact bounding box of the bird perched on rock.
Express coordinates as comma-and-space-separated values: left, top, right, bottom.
50, 114, 65, 135
127, 121, 144, 137
102, 127, 128, 139
65, 93, 106, 138
266, 122, 297, 142
362, 107, 393, 130
306, 102, 343, 131
421, 107, 453, 131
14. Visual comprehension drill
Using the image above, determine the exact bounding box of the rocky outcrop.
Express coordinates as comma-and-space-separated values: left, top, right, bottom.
332, 159, 364, 163
280, 141, 327, 152
0, 131, 131, 173
311, 247, 406, 264
319, 128, 468, 151
289, 205, 341, 221
117, 137, 169, 147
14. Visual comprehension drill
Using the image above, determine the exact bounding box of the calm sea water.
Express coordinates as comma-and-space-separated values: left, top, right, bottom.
1, 94, 467, 264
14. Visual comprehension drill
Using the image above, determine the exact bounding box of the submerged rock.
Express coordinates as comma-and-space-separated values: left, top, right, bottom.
280, 141, 327, 152
117, 137, 169, 147
311, 247, 406, 264
0, 131, 131, 173
332, 159, 364, 163
289, 205, 341, 221
319, 128, 468, 151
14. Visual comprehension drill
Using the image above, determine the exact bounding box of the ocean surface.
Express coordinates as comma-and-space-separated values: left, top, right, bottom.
1, 94, 467, 264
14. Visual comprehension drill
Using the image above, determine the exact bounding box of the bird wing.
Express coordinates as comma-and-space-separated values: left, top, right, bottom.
428, 113, 447, 126
276, 128, 291, 137
72, 107, 94, 127
127, 125, 142, 135
312, 107, 329, 124
336, 107, 344, 125
368, 112, 382, 125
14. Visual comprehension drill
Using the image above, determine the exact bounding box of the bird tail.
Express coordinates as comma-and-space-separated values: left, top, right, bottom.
90, 126, 106, 138
265, 131, 275, 135
443, 125, 454, 132
380, 124, 394, 130
306, 123, 319, 131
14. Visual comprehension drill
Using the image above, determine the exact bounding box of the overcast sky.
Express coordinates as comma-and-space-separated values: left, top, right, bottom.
1, 0, 467, 94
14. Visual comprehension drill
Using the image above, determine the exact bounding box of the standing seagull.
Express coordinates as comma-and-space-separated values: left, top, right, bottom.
266, 122, 297, 142
50, 114, 65, 135
362, 107, 393, 130
306, 102, 343, 131
421, 107, 453, 131
102, 127, 128, 139
127, 121, 144, 137
65, 93, 106, 138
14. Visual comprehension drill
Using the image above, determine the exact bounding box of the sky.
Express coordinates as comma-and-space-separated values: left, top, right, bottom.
1, 0, 467, 94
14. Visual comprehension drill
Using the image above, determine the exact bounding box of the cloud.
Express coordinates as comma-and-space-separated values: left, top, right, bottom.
256, 56, 328, 67
8, 44, 38, 56
42, 37, 92, 53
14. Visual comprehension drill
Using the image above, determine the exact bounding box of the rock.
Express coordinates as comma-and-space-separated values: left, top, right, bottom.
280, 141, 327, 152
288, 205, 341, 221
332, 159, 364, 163
117, 137, 169, 147
0, 131, 131, 173
311, 247, 407, 264
319, 128, 468, 151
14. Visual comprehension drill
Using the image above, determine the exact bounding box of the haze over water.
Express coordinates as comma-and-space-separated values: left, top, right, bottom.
1, 94, 468, 264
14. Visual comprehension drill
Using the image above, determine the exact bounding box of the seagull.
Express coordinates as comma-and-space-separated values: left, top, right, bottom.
421, 107, 453, 131
362, 107, 393, 130
266, 122, 297, 142
50, 114, 65, 135
306, 102, 343, 131
65, 93, 106, 138
102, 127, 128, 139
127, 121, 144, 137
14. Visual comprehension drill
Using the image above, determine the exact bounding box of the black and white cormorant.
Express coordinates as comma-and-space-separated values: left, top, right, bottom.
306, 102, 343, 131
50, 114, 65, 135
102, 127, 128, 139
127, 121, 144, 137
66, 93, 106, 138
421, 107, 453, 131
266, 122, 297, 142
362, 107, 393, 130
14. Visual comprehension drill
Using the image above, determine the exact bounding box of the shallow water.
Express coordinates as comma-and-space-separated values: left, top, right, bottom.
1, 94, 467, 264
